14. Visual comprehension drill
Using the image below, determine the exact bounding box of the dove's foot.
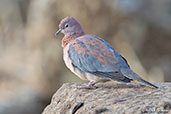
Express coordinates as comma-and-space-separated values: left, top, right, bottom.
77, 81, 96, 89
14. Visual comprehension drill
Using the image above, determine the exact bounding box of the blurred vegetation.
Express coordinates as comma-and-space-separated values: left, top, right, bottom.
0, 0, 171, 114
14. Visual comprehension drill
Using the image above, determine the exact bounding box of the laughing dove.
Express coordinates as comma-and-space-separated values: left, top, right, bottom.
56, 17, 158, 89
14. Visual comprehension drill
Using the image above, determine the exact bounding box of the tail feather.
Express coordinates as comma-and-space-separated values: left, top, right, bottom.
138, 77, 158, 88
121, 68, 158, 88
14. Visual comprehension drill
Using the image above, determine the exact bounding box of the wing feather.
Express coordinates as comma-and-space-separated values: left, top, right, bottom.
68, 35, 130, 81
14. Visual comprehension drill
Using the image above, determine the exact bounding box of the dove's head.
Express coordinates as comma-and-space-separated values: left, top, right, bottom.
56, 17, 84, 36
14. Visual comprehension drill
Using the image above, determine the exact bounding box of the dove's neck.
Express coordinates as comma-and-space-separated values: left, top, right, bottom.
62, 32, 85, 48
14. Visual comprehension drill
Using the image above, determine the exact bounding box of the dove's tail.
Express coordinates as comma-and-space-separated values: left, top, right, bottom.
121, 68, 158, 88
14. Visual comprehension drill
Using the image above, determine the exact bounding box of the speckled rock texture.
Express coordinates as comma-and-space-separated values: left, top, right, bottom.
42, 82, 171, 114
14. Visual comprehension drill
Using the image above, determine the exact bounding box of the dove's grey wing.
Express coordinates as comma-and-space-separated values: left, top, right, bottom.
68, 35, 132, 82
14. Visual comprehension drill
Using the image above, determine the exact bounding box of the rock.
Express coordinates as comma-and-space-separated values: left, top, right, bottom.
42, 82, 171, 114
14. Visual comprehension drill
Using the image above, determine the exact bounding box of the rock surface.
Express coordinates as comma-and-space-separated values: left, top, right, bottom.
42, 82, 171, 114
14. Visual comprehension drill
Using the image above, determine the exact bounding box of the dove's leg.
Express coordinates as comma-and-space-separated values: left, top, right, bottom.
77, 81, 96, 89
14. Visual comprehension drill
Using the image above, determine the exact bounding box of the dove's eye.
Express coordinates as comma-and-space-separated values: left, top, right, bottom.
65, 24, 69, 28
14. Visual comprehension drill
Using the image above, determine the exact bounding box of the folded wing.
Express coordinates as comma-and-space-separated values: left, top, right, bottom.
68, 35, 131, 82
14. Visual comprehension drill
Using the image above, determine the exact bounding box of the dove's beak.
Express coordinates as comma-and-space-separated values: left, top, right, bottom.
55, 29, 62, 36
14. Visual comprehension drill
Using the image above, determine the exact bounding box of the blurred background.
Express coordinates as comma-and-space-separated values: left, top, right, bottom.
0, 0, 171, 114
